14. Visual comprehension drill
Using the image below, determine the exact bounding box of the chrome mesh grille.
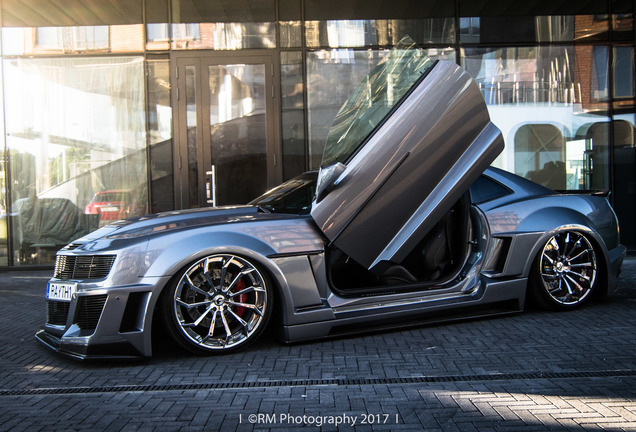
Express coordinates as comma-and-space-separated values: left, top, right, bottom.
76, 295, 107, 331
54, 255, 116, 280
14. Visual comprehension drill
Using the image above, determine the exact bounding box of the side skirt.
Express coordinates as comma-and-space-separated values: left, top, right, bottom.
281, 278, 526, 343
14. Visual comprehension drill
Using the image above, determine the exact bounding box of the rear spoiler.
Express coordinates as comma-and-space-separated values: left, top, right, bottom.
555, 189, 611, 198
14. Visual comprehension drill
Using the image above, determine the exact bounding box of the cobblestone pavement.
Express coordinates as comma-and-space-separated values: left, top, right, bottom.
0, 258, 635, 431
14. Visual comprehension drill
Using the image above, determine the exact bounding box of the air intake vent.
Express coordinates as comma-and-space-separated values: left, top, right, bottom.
54, 255, 116, 280
47, 301, 70, 326
76, 295, 107, 331
119, 292, 148, 333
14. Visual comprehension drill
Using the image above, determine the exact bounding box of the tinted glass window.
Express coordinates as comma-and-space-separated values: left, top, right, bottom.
249, 172, 317, 214
320, 37, 434, 168
470, 175, 512, 204
4, 56, 148, 264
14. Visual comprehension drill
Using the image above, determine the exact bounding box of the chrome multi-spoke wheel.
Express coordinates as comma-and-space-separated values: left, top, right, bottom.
163, 254, 271, 354
533, 231, 598, 309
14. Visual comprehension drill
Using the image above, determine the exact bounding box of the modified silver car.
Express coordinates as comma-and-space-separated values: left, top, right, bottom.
36, 39, 626, 359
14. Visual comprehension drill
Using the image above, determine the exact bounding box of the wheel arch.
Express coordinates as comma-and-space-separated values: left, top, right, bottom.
144, 232, 298, 354
144, 231, 282, 277
521, 223, 611, 298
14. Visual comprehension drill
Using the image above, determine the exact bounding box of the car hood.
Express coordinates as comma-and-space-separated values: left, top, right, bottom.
75, 205, 299, 242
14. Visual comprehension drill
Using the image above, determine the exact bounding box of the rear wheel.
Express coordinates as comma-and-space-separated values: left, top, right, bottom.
161, 254, 272, 355
530, 231, 598, 310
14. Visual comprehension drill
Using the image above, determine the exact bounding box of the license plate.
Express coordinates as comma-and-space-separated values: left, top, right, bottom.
100, 206, 119, 212
46, 282, 77, 302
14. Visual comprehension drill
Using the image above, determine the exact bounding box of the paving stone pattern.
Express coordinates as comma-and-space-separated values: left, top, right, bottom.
0, 258, 635, 431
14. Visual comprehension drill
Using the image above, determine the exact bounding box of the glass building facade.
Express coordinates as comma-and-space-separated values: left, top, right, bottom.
0, 0, 634, 266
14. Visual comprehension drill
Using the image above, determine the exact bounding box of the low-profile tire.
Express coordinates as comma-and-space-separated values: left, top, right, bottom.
529, 231, 599, 310
160, 253, 272, 355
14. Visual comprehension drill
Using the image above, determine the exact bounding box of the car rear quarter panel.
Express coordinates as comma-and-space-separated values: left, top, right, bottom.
482, 194, 619, 287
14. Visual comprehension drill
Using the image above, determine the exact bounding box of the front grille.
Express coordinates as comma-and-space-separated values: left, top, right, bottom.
76, 295, 107, 331
47, 301, 70, 326
54, 255, 116, 280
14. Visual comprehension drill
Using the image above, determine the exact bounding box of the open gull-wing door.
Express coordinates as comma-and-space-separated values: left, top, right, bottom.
311, 38, 504, 274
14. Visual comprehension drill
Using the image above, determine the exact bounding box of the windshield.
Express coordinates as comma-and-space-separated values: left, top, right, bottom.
320, 37, 435, 168
249, 172, 317, 214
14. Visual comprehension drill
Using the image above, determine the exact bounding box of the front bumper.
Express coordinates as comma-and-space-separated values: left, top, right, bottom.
35, 329, 145, 360
35, 279, 169, 360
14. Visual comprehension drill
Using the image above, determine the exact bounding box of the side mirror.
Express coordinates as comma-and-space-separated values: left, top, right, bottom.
315, 163, 347, 203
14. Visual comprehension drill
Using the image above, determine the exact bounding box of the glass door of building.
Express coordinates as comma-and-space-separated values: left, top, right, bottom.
173, 53, 280, 209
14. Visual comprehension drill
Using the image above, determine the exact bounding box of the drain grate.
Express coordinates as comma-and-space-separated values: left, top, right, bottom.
1, 369, 634, 397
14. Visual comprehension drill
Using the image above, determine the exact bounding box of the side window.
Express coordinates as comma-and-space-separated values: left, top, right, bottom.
470, 175, 512, 204
277, 183, 316, 214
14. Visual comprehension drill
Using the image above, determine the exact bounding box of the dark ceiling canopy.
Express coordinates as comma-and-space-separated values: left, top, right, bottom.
303, 0, 454, 20
3, 0, 143, 27
304, 0, 616, 19
459, 0, 609, 16
173, 0, 275, 23
1, 0, 626, 27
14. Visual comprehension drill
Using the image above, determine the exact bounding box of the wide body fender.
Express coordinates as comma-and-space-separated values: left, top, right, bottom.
142, 216, 324, 278
139, 217, 330, 349
484, 195, 621, 293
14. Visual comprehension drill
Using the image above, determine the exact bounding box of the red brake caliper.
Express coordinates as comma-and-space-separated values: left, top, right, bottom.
234, 279, 246, 317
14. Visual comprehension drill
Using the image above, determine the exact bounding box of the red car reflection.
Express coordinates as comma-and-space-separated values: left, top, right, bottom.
85, 190, 132, 223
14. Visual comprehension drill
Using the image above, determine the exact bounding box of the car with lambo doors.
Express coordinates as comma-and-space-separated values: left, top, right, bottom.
36, 38, 626, 359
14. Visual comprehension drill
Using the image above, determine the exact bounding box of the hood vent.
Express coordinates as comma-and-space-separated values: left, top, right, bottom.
62, 243, 84, 251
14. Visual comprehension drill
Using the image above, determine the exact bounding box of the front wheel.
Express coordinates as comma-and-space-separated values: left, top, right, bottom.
161, 254, 272, 355
529, 231, 599, 310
